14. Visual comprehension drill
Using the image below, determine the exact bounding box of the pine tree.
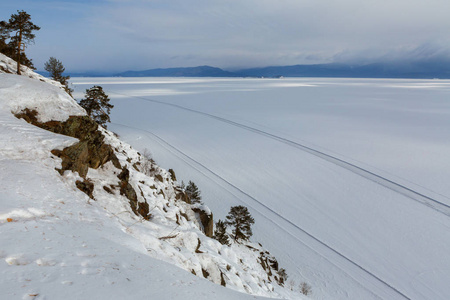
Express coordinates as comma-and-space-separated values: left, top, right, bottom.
79, 86, 113, 128
225, 205, 255, 242
44, 57, 73, 96
185, 180, 202, 204
0, 21, 9, 53
213, 220, 230, 246
0, 10, 40, 74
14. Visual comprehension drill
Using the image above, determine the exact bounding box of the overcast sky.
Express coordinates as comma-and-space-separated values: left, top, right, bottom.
2, 0, 450, 72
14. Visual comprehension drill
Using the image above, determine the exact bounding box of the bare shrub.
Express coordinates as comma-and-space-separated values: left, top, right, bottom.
140, 148, 156, 176
300, 282, 312, 296
142, 148, 153, 161
277, 268, 287, 285
286, 279, 295, 291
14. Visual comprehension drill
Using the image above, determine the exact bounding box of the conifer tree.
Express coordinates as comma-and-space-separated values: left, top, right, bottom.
225, 205, 255, 242
0, 21, 8, 53
44, 57, 73, 96
0, 10, 40, 74
186, 180, 202, 204
79, 86, 113, 128
213, 220, 230, 246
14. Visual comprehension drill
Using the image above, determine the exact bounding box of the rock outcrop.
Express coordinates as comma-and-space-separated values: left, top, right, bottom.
15, 108, 120, 177
117, 167, 151, 220
192, 207, 214, 237
14, 108, 156, 220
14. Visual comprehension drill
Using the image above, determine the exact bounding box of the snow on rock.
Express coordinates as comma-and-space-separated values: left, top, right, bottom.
0, 55, 303, 299
0, 53, 57, 86
89, 128, 296, 298
0, 74, 85, 122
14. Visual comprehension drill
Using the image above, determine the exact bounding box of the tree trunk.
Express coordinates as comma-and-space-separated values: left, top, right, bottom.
16, 29, 22, 75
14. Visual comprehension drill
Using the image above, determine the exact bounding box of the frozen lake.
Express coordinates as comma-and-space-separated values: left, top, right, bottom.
73, 77, 450, 300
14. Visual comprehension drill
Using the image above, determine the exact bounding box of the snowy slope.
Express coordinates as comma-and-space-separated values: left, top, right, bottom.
71, 77, 450, 300
0, 58, 303, 299
0, 53, 62, 89
0, 120, 259, 300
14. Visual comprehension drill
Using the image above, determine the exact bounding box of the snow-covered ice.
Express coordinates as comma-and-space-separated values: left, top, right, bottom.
71, 76, 450, 299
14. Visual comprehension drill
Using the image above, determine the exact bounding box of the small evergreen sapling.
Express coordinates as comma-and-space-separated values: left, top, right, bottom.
79, 85, 113, 128
213, 220, 230, 246
44, 57, 73, 96
225, 205, 255, 242
185, 180, 202, 204
179, 181, 186, 190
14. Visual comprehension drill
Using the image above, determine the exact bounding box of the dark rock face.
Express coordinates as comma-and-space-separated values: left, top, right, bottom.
175, 188, 191, 204
168, 169, 177, 181
117, 167, 150, 220
192, 207, 214, 237
14, 108, 39, 123
220, 271, 226, 287
43, 115, 98, 140
0, 65, 10, 73
76, 180, 94, 199
255, 249, 285, 285
16, 109, 119, 178
51, 143, 89, 178
43, 116, 119, 176
201, 268, 210, 279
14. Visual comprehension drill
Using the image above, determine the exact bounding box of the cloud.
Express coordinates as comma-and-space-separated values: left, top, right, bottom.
8, 0, 450, 71
97, 0, 450, 67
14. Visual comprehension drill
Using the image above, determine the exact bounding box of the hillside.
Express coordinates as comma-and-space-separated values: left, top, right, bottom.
0, 54, 303, 299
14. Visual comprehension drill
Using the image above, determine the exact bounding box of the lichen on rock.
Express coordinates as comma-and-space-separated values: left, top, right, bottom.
15, 109, 120, 178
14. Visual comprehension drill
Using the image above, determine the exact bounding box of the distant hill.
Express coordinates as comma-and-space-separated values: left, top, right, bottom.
52, 61, 450, 79
37, 71, 115, 77
116, 65, 239, 77
238, 61, 450, 79
114, 61, 450, 79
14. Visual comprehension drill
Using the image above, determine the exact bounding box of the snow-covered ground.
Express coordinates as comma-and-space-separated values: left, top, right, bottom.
0, 61, 302, 300
72, 77, 450, 299
0, 134, 267, 300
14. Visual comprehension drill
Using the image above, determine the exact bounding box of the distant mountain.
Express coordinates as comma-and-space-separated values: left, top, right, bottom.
238, 61, 450, 79
237, 63, 352, 78
114, 61, 450, 79
47, 60, 450, 79
116, 65, 239, 77
37, 71, 115, 77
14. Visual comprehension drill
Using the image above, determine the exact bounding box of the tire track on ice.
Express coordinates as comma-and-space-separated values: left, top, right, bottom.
112, 121, 410, 300
108, 90, 450, 218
